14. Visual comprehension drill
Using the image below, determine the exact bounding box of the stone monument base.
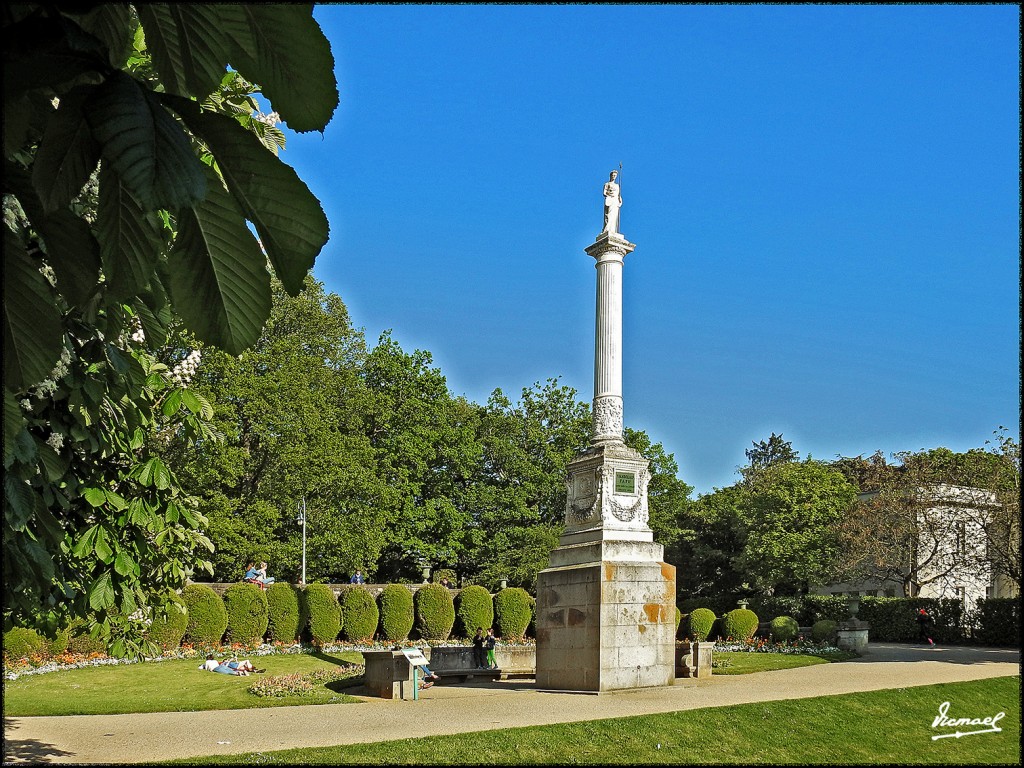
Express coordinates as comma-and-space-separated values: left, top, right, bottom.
536, 539, 675, 692
836, 619, 870, 653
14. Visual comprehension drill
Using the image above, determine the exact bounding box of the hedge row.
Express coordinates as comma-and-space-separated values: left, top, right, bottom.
681, 595, 1020, 647
2, 584, 541, 660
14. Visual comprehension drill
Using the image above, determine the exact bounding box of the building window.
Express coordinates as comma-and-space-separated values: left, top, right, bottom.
955, 586, 966, 606
884, 589, 896, 598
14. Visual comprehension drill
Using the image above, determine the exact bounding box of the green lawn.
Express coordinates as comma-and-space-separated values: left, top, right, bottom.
2, 650, 365, 716
3, 650, 841, 717
165, 676, 1021, 765
713, 651, 834, 674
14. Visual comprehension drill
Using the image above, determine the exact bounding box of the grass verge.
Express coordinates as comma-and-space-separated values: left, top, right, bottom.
3, 650, 844, 716
164, 676, 1020, 765
2, 651, 364, 716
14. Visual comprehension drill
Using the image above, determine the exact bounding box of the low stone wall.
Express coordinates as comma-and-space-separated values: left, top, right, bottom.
426, 645, 536, 676
190, 581, 457, 598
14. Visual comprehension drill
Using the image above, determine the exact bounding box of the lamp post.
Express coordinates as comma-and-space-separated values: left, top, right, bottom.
297, 498, 307, 585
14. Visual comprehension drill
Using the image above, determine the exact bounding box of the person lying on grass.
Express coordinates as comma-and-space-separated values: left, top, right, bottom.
198, 654, 266, 676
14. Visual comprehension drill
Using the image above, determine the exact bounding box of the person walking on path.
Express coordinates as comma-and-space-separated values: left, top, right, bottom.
472, 628, 486, 669
484, 627, 498, 669
916, 607, 935, 646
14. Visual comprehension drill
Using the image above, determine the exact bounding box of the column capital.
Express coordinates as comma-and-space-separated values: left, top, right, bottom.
585, 231, 636, 260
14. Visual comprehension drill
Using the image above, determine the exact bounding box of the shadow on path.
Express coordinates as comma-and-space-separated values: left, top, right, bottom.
2, 718, 76, 764
852, 643, 1021, 666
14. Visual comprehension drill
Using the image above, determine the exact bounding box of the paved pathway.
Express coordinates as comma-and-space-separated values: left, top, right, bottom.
3, 643, 1019, 764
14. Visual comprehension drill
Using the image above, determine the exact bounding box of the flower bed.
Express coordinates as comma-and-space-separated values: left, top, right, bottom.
713, 636, 843, 655
2, 636, 537, 681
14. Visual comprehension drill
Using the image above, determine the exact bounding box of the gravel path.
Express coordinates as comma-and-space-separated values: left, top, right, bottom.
3, 643, 1019, 765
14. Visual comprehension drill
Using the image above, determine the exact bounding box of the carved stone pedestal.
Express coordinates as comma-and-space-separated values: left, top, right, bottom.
536, 181, 675, 693
537, 441, 675, 692
536, 536, 676, 692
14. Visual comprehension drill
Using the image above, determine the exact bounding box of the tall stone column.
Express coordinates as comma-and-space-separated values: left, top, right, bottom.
535, 176, 676, 693
588, 232, 632, 445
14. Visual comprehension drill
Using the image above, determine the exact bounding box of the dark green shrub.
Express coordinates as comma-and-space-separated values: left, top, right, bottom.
770, 615, 799, 641
812, 619, 838, 642
182, 583, 228, 646
305, 583, 342, 646
975, 598, 1020, 646
750, 596, 803, 623
454, 585, 494, 638
44, 626, 71, 656
432, 568, 457, 586
266, 583, 305, 643
147, 592, 189, 650
686, 608, 717, 641
414, 583, 456, 640
223, 582, 270, 644
67, 619, 107, 655
493, 587, 533, 641
678, 596, 736, 617
3, 627, 45, 661
377, 584, 415, 642
803, 595, 850, 624
721, 608, 759, 641
858, 597, 965, 644
340, 586, 379, 642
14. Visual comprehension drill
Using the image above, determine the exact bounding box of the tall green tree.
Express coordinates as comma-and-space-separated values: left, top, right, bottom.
742, 432, 799, 482
738, 460, 857, 595
363, 333, 483, 583
675, 484, 750, 599
167, 279, 386, 584
3, 3, 337, 652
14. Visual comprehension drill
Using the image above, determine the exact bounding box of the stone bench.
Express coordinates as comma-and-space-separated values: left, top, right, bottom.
426, 645, 536, 682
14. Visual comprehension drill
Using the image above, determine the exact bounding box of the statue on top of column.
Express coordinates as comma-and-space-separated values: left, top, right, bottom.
602, 169, 622, 234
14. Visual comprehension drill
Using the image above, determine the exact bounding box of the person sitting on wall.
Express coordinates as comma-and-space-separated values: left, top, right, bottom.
350, 570, 365, 584
243, 562, 261, 585
254, 561, 275, 586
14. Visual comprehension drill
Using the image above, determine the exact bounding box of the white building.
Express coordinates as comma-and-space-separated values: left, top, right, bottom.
814, 484, 1014, 607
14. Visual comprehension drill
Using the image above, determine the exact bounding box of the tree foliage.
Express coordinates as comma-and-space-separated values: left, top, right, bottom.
739, 460, 857, 594
743, 432, 798, 480
831, 430, 1021, 596
169, 283, 693, 591
3, 3, 337, 655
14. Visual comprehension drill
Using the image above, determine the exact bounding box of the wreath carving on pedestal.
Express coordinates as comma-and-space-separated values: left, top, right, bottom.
567, 468, 602, 524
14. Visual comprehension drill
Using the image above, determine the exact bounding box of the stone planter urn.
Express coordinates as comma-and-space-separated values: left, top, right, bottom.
846, 595, 861, 619
675, 639, 715, 679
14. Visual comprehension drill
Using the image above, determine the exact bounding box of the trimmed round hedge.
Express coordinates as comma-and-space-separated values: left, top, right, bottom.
305, 583, 342, 646
3, 627, 45, 661
377, 584, 415, 642
722, 608, 759, 641
675, 606, 682, 635
414, 583, 456, 640
266, 583, 306, 643
454, 585, 494, 638
147, 592, 189, 650
340, 586, 380, 642
811, 619, 838, 642
182, 583, 228, 646
770, 615, 799, 642
223, 582, 269, 644
493, 587, 533, 641
686, 608, 717, 641
67, 618, 107, 655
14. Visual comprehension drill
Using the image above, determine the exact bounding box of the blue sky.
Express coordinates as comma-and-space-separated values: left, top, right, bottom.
278, 4, 1019, 496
